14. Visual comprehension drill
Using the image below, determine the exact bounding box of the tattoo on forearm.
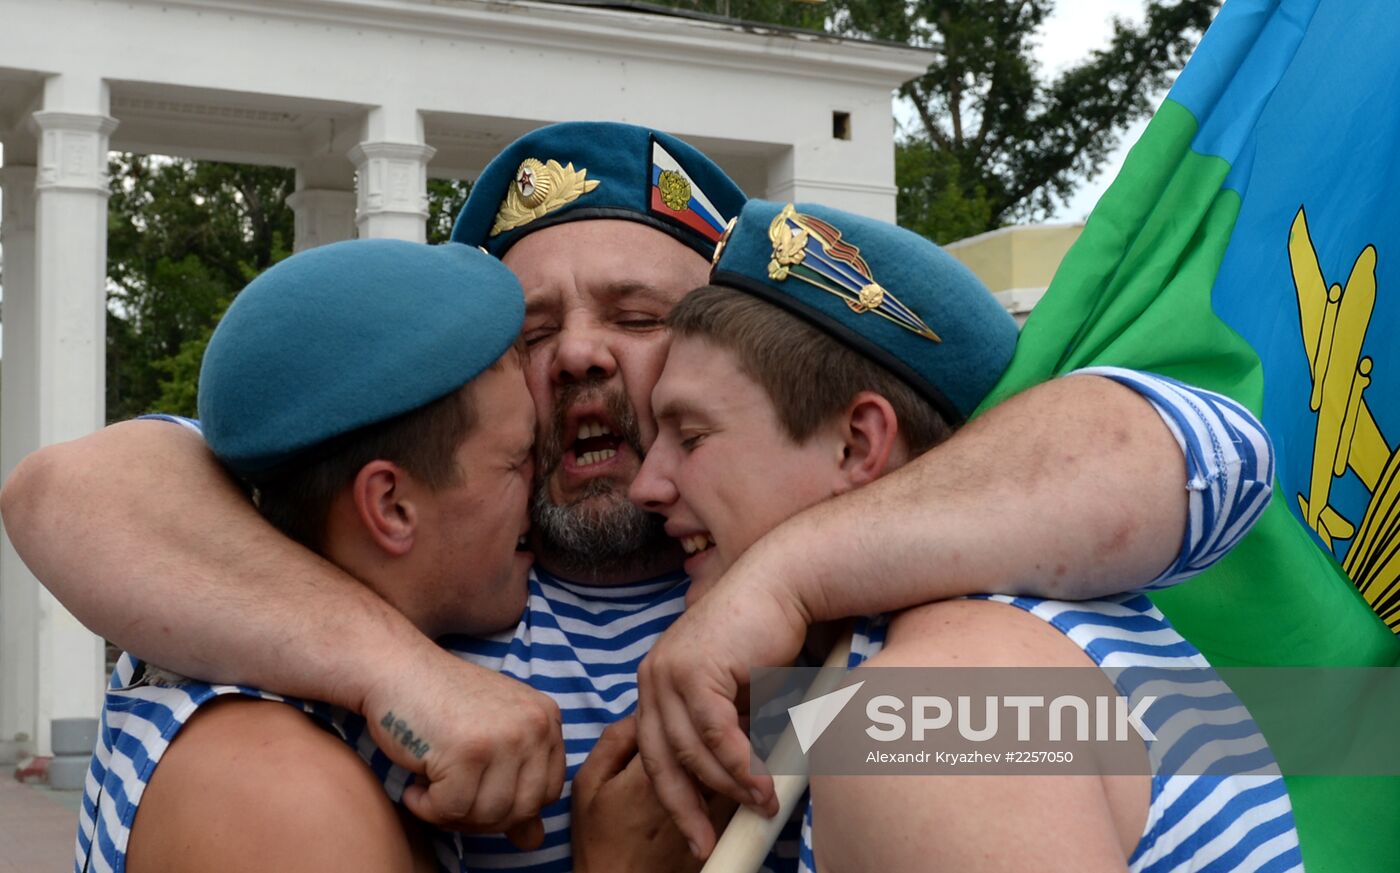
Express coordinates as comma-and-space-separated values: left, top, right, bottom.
381, 710, 431, 759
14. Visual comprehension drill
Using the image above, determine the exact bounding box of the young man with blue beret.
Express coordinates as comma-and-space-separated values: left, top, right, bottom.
76, 239, 563, 873
630, 199, 1299, 872
5, 122, 1274, 871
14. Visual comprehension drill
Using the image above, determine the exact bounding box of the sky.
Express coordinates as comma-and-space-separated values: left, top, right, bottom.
1038, 0, 1159, 221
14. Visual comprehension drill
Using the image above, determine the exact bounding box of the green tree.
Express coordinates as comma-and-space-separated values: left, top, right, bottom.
894, 143, 994, 244
427, 178, 474, 244
106, 158, 471, 421
106, 155, 295, 422
833, 0, 1219, 239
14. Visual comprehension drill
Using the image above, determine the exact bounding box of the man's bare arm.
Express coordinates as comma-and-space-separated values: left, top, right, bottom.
1, 418, 566, 833
2, 419, 412, 703
769, 373, 1189, 622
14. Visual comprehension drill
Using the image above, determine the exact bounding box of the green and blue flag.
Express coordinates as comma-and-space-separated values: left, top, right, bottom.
981, 0, 1400, 868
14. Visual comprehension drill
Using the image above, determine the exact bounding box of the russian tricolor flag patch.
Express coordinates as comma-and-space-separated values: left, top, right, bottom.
649, 139, 729, 243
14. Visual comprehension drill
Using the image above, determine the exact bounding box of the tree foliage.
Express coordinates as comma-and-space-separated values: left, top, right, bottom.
839, 0, 1219, 239
654, 0, 1217, 242
426, 178, 474, 245
105, 158, 471, 422
106, 155, 295, 422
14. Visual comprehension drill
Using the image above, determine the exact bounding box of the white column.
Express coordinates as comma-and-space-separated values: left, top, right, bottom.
287, 155, 356, 252
349, 106, 434, 242
24, 76, 115, 755
0, 134, 40, 763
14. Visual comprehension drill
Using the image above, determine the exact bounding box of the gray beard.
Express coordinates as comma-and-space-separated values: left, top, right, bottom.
528, 377, 674, 584
529, 479, 672, 583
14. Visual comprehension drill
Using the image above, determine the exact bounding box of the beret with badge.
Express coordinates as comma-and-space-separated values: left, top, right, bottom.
708, 199, 1019, 425
198, 239, 524, 475
452, 121, 748, 259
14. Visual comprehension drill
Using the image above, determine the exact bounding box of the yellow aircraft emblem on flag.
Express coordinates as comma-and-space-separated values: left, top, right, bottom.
1291, 206, 1400, 630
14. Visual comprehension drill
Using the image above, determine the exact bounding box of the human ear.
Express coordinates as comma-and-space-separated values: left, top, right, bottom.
352, 461, 417, 557
836, 391, 900, 491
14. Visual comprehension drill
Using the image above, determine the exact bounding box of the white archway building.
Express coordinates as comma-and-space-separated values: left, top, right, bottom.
0, 0, 928, 757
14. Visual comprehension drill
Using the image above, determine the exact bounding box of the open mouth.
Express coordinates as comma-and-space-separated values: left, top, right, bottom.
569, 417, 624, 468
679, 532, 715, 555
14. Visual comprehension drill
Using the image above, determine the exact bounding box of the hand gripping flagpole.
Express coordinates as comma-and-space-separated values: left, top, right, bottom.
701, 631, 854, 873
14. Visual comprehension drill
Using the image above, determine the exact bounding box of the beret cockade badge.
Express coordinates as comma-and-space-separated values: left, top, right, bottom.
767, 204, 941, 342
491, 157, 601, 236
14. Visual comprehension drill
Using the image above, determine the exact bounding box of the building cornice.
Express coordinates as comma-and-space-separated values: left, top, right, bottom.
144, 0, 933, 88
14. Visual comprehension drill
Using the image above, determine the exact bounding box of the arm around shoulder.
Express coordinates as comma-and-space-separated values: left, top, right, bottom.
751, 373, 1192, 624
0, 417, 427, 710
2, 419, 224, 641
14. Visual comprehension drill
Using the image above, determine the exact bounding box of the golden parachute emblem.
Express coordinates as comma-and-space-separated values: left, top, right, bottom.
765, 203, 940, 342
767, 205, 809, 280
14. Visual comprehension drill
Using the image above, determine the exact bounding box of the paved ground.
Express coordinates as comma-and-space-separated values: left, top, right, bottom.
0, 778, 81, 871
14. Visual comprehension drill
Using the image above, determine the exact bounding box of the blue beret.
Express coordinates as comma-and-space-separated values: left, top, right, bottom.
452, 121, 747, 259
198, 239, 524, 475
709, 200, 1017, 423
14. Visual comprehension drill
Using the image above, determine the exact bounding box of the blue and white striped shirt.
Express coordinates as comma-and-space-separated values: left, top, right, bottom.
1076, 367, 1275, 590
441, 571, 697, 871
78, 368, 1273, 873
795, 596, 1303, 873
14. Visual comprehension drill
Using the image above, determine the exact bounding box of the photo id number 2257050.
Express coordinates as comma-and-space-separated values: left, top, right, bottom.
1006, 751, 1075, 764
